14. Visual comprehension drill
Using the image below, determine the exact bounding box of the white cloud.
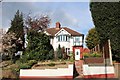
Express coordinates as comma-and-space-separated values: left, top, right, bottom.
50, 8, 80, 28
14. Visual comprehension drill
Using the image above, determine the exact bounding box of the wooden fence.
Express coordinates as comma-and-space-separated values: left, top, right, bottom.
90, 39, 113, 65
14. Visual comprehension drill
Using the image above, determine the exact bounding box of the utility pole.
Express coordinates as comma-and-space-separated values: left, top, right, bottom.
108, 39, 113, 65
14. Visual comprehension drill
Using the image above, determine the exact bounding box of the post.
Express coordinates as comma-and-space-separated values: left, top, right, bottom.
108, 39, 113, 65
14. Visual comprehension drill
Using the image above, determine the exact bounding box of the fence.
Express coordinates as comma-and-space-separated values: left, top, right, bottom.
90, 39, 113, 65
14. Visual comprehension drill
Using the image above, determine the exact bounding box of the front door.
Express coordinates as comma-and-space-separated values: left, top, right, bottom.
75, 49, 80, 60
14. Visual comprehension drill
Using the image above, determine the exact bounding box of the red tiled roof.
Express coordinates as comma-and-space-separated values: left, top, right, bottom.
45, 27, 83, 36
83, 48, 90, 53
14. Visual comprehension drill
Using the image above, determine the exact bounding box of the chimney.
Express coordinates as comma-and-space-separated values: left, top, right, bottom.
56, 22, 61, 29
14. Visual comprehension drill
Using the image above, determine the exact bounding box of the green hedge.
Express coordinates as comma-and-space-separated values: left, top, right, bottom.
17, 60, 37, 69
27, 60, 37, 66
83, 52, 102, 58
19, 63, 31, 69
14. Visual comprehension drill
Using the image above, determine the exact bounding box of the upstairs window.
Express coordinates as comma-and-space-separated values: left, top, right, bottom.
57, 35, 70, 42
73, 36, 83, 46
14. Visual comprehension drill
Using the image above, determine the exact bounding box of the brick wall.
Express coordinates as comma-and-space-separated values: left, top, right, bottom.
84, 57, 104, 64
114, 63, 120, 78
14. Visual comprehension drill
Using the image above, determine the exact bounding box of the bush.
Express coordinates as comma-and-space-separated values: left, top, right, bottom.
83, 52, 102, 58
19, 63, 31, 69
47, 49, 54, 60
17, 59, 37, 69
83, 53, 90, 58
28, 60, 37, 66
47, 63, 55, 66
90, 52, 102, 57
19, 53, 29, 63
69, 53, 74, 62
1, 54, 10, 61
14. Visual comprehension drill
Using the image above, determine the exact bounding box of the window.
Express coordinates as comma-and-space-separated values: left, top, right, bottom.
58, 36, 60, 41
66, 48, 70, 55
76, 52, 79, 55
73, 36, 83, 46
57, 35, 70, 42
68, 36, 70, 41
63, 35, 65, 41
66, 36, 68, 41
75, 37, 80, 42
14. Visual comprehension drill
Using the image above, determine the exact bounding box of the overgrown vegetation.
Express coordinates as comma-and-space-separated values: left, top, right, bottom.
47, 63, 55, 66
85, 27, 100, 49
17, 60, 37, 69
7, 10, 24, 51
2, 10, 24, 63
56, 44, 63, 59
2, 32, 22, 63
25, 30, 54, 61
83, 52, 102, 58
90, 2, 120, 61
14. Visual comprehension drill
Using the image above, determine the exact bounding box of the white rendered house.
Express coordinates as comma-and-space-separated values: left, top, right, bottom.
45, 22, 84, 56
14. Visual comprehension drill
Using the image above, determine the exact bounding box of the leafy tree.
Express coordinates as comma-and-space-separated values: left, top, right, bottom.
85, 28, 100, 49
90, 2, 120, 60
25, 14, 51, 32
2, 32, 23, 62
7, 10, 24, 51
26, 29, 54, 61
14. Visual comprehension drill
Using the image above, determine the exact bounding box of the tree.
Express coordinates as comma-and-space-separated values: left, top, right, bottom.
2, 32, 22, 62
56, 44, 63, 59
25, 14, 51, 32
26, 30, 54, 60
23, 14, 53, 61
7, 10, 24, 51
90, 2, 120, 60
85, 28, 100, 49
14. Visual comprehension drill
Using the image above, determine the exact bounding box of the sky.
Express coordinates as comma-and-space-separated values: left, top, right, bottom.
0, 0, 95, 47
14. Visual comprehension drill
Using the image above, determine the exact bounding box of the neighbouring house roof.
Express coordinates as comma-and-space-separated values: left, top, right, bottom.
83, 48, 90, 53
45, 22, 83, 36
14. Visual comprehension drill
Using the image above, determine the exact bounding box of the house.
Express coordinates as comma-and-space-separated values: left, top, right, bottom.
45, 22, 84, 60
83, 48, 90, 53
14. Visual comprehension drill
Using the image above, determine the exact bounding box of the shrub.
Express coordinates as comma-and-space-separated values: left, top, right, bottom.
56, 44, 63, 59
90, 52, 102, 57
47, 49, 54, 60
69, 53, 74, 62
19, 63, 31, 69
83, 52, 102, 58
83, 53, 90, 58
2, 54, 10, 61
47, 63, 55, 66
17, 59, 37, 69
19, 53, 29, 63
28, 60, 37, 66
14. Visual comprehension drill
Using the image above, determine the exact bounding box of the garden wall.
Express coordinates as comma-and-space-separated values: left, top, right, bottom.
84, 57, 104, 64
20, 64, 73, 80
83, 64, 115, 78
114, 63, 120, 78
